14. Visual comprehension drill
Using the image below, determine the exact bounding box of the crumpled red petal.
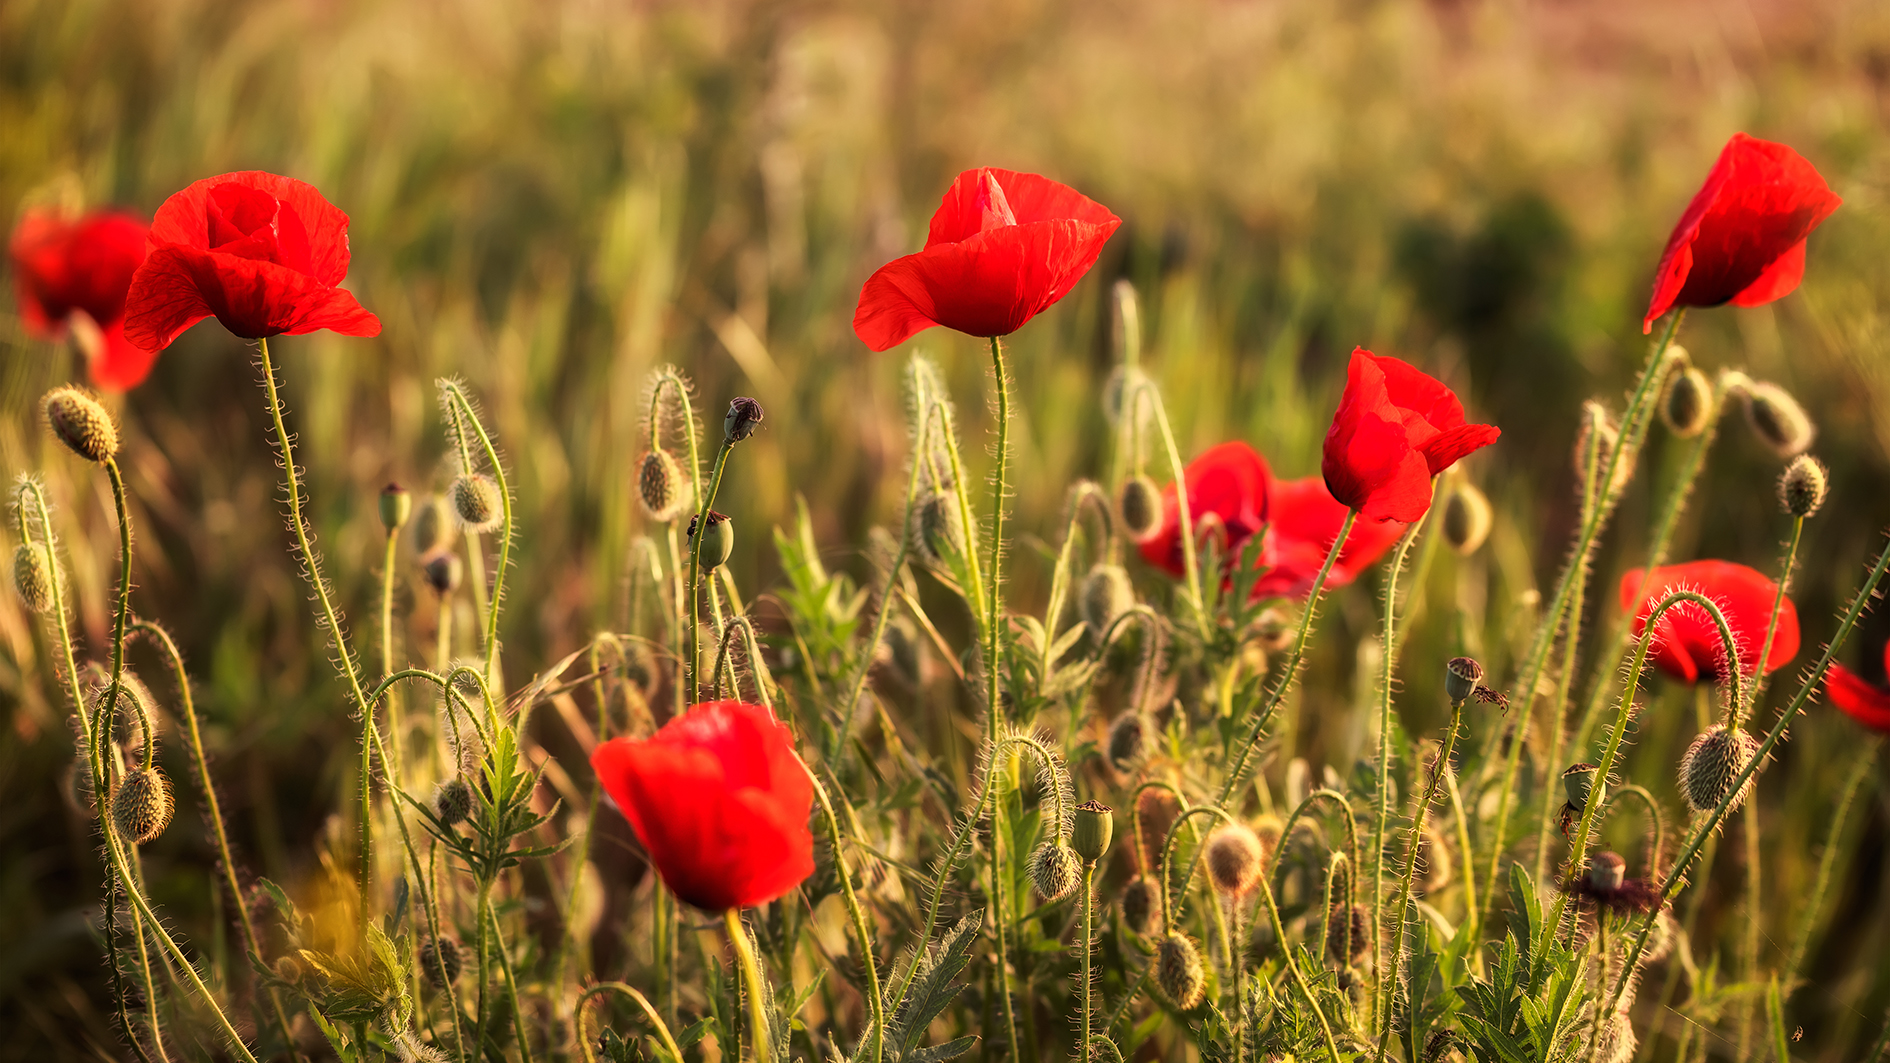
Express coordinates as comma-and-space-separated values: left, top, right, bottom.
1254, 477, 1407, 598
1619, 560, 1799, 683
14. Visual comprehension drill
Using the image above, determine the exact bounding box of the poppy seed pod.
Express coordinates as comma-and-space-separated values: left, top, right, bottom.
1156, 933, 1207, 1009
1118, 474, 1162, 544
1740, 381, 1815, 458
422, 550, 463, 595
1072, 801, 1114, 865
913, 492, 965, 562
1445, 656, 1484, 704
449, 473, 502, 532
688, 510, 735, 570
1028, 841, 1083, 900
1441, 481, 1492, 556
1120, 875, 1161, 936
1106, 711, 1150, 774
1204, 824, 1267, 897
411, 497, 454, 557
42, 386, 119, 464
1080, 564, 1133, 639
1778, 455, 1828, 519
1661, 365, 1712, 438
1587, 851, 1627, 893
435, 778, 474, 827
1562, 763, 1599, 812
379, 483, 411, 531
110, 766, 173, 844
1326, 902, 1371, 962
14, 541, 55, 613
724, 396, 764, 443
1680, 724, 1760, 814
636, 449, 687, 522
420, 936, 462, 989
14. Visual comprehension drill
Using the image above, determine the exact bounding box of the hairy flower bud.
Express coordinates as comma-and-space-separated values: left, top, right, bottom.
1156, 932, 1206, 1009
1072, 801, 1114, 865
1120, 875, 1161, 936
449, 473, 502, 532
273, 955, 303, 984
435, 778, 474, 827
14, 541, 55, 613
1028, 841, 1083, 900
1118, 475, 1162, 544
1080, 564, 1134, 639
724, 396, 765, 443
379, 482, 412, 531
1679, 724, 1759, 814
1445, 656, 1484, 704
1740, 381, 1815, 458
912, 492, 964, 563
1441, 481, 1492, 556
688, 510, 735, 570
422, 550, 463, 595
1661, 366, 1711, 438
1106, 711, 1150, 774
420, 936, 463, 989
1204, 824, 1267, 897
1326, 903, 1370, 962
1587, 851, 1627, 893
43, 386, 119, 464
111, 766, 173, 844
636, 449, 687, 522
1778, 455, 1828, 519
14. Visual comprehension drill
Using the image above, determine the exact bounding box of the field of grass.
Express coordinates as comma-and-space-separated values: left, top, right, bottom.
3, 0, 1890, 1060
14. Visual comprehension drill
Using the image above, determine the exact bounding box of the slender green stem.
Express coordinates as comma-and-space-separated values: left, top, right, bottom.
802, 759, 883, 1063
440, 382, 515, 684
1737, 798, 1763, 1063
980, 336, 1024, 1063
726, 909, 774, 1063
1273, 790, 1361, 913
1376, 696, 1465, 1058
1737, 516, 1805, 731
1125, 378, 1208, 637
684, 439, 735, 698
553, 637, 615, 1006
1782, 737, 1880, 997
576, 983, 685, 1063
488, 894, 533, 1063
1078, 861, 1097, 1063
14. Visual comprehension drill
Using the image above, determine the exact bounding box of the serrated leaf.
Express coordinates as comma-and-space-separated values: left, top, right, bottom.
882, 910, 983, 1062
907, 1035, 978, 1063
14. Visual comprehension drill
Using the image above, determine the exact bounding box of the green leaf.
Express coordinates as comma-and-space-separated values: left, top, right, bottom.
881, 910, 983, 1063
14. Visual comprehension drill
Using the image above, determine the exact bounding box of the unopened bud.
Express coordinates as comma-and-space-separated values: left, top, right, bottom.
422, 550, 463, 595
449, 473, 502, 532
912, 492, 964, 563
379, 483, 412, 531
1740, 381, 1815, 458
1441, 481, 1492, 556
1106, 711, 1150, 774
1661, 366, 1711, 438
412, 497, 454, 557
42, 386, 119, 464
1778, 455, 1827, 519
1118, 475, 1163, 544
1120, 875, 1160, 935
688, 510, 735, 570
637, 449, 687, 522
1072, 801, 1114, 865
1156, 933, 1206, 1009
1080, 564, 1133, 639
1680, 724, 1759, 814
1204, 824, 1267, 897
435, 778, 473, 827
110, 766, 173, 845
1028, 841, 1082, 900
14, 541, 54, 613
724, 397, 765, 443
273, 955, 303, 983
1586, 851, 1626, 892
1562, 763, 1599, 811
420, 936, 463, 988
1444, 656, 1483, 704
1326, 902, 1370, 962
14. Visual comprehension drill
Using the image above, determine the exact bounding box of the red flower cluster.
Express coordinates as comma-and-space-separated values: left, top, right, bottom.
1322, 349, 1500, 523
853, 168, 1120, 351
1135, 441, 1407, 600
1619, 560, 1800, 684
1825, 641, 1890, 733
125, 171, 379, 350
590, 700, 814, 912
9, 208, 154, 389
1643, 133, 1841, 333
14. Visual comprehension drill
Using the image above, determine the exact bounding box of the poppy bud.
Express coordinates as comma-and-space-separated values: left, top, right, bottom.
1739, 381, 1815, 458
110, 766, 173, 844
1777, 455, 1827, 519
687, 510, 735, 570
1072, 801, 1114, 865
420, 936, 463, 989
14, 541, 55, 613
42, 386, 119, 464
637, 449, 687, 522
1102, 365, 1148, 427
1562, 763, 1599, 812
1445, 656, 1484, 704
422, 550, 463, 595
1204, 824, 1267, 897
1680, 724, 1759, 814
1118, 475, 1162, 544
435, 778, 474, 827
273, 955, 303, 984
412, 496, 454, 557
1441, 481, 1492, 556
1155, 932, 1206, 1009
1586, 851, 1627, 893
449, 473, 502, 532
1080, 563, 1133, 639
724, 396, 764, 443
1028, 841, 1083, 900
379, 482, 412, 532
1326, 903, 1370, 962
1106, 711, 1150, 774
1661, 366, 1712, 438
912, 492, 965, 562
1120, 875, 1160, 936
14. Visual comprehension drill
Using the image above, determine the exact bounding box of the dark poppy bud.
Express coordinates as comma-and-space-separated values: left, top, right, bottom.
1680, 724, 1759, 814
1562, 763, 1599, 812
14, 541, 55, 613
1120, 875, 1160, 935
42, 386, 119, 464
1072, 801, 1114, 865
1080, 564, 1133, 639
1445, 656, 1484, 704
435, 778, 473, 827
1326, 902, 1370, 962
1661, 365, 1711, 438
422, 550, 463, 595
450, 473, 502, 532
1156, 933, 1206, 1009
637, 449, 687, 522
724, 397, 764, 443
1587, 851, 1627, 892
1118, 475, 1162, 544
1740, 381, 1815, 458
1778, 455, 1828, 518
1106, 711, 1150, 774
379, 483, 412, 531
1028, 841, 1082, 900
688, 510, 735, 570
420, 936, 463, 989
1204, 824, 1267, 897
1441, 481, 1492, 556
110, 766, 173, 844
412, 496, 453, 558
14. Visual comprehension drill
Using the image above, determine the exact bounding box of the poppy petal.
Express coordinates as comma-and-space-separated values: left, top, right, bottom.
1825, 663, 1890, 733
1728, 238, 1806, 308
926, 168, 1120, 248
1619, 560, 1799, 683
122, 248, 217, 351
91, 321, 162, 391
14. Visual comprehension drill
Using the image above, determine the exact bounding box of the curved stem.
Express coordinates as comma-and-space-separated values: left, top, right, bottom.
488, 893, 533, 1063
577, 982, 684, 1063
801, 758, 883, 1063
1273, 789, 1361, 913
726, 909, 774, 1063
1125, 379, 1208, 638
1782, 737, 1880, 998
1376, 697, 1464, 1059
1736, 516, 1804, 732
684, 439, 735, 698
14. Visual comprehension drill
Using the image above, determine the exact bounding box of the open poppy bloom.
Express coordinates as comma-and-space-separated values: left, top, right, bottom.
853, 168, 1120, 351
123, 171, 380, 350
1642, 133, 1842, 333
1135, 442, 1406, 599
10, 208, 155, 389
591, 700, 814, 911
1824, 641, 1890, 732
1321, 349, 1500, 524
1619, 560, 1799, 684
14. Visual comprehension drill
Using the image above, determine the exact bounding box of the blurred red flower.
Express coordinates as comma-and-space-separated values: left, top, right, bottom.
1824, 641, 1890, 733
10, 208, 155, 389
1619, 560, 1799, 684
1135, 442, 1406, 599
853, 167, 1120, 351
590, 700, 814, 911
123, 171, 380, 349
1321, 349, 1499, 523
1642, 133, 1841, 333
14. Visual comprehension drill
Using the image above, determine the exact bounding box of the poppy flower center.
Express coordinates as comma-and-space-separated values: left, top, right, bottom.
205, 182, 314, 274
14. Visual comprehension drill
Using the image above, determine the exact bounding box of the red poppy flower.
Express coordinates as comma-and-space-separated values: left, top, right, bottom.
1619, 560, 1799, 684
1824, 641, 1890, 733
1642, 133, 1842, 333
10, 208, 155, 389
123, 171, 380, 349
590, 700, 814, 911
853, 168, 1120, 351
1137, 441, 1272, 578
1321, 349, 1500, 524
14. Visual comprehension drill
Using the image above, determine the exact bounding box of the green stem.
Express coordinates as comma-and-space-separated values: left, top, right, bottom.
488, 894, 533, 1063
1125, 378, 1209, 638
685, 439, 735, 698
1782, 737, 1881, 997
982, 336, 1023, 1063
1376, 696, 1465, 1059
1737, 516, 1805, 731
473, 876, 491, 1058
576, 983, 685, 1063
803, 760, 883, 1063
726, 909, 774, 1063
1078, 861, 1096, 1063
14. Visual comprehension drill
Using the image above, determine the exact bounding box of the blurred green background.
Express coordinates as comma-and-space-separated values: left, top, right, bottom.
2, 0, 1890, 1058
